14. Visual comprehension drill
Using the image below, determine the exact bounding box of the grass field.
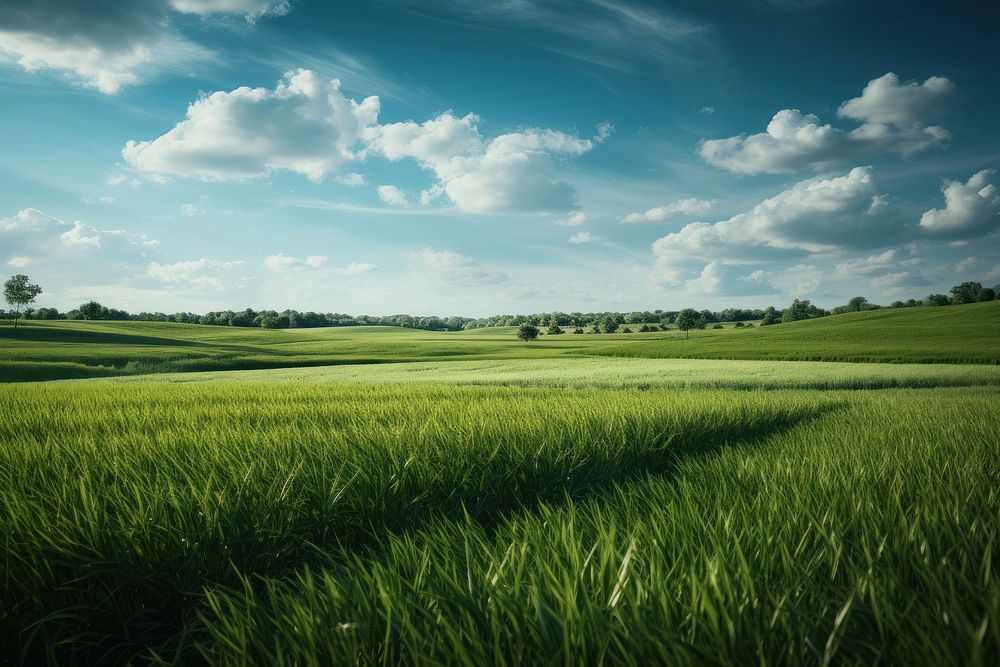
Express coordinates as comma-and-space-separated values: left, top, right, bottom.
2, 301, 998, 382
1, 303, 999, 664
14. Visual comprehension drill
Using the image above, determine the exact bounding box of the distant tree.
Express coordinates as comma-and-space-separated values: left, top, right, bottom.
980, 287, 996, 302
601, 317, 619, 334
734, 321, 745, 328
257, 314, 283, 329
4, 274, 42, 329
712, 323, 724, 329
77, 300, 107, 321
675, 308, 703, 339
517, 324, 540, 342
923, 293, 951, 306
547, 323, 564, 335
659, 316, 673, 329
781, 299, 825, 323
833, 296, 881, 314
950, 281, 984, 304
639, 324, 650, 332
648, 325, 659, 332
572, 327, 584, 334
745, 322, 754, 328
622, 327, 633, 333
760, 306, 779, 326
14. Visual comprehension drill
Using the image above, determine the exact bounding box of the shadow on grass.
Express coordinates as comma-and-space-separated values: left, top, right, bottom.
8, 402, 838, 665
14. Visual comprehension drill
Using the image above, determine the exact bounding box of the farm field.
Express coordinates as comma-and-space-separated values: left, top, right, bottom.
1, 376, 998, 664
2, 301, 998, 381
2, 304, 999, 664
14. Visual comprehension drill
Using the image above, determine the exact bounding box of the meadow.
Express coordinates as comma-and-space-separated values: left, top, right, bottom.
1, 301, 998, 382
1, 303, 999, 664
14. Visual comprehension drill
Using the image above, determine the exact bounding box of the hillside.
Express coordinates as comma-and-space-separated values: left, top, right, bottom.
588, 301, 1000, 364
1, 302, 997, 381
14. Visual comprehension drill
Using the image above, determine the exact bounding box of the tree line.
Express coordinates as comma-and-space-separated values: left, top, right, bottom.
4, 273, 999, 331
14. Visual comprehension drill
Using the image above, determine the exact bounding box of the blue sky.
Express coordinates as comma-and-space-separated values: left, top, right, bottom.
1, 0, 998, 316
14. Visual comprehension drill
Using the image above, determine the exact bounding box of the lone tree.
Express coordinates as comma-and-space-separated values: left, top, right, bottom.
517, 323, 540, 342
675, 308, 703, 339
4, 274, 42, 329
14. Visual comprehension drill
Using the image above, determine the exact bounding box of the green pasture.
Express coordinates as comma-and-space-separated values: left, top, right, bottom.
1, 380, 997, 664
1, 301, 997, 381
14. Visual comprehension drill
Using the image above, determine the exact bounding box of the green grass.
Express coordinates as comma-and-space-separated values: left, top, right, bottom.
590, 301, 1000, 364
1, 377, 998, 664
2, 305, 999, 663
0, 302, 1000, 381
1, 302, 998, 382
115, 356, 1000, 390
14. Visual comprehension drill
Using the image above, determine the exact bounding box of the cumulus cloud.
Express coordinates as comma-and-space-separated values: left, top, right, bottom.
622, 198, 714, 224
1, 208, 158, 254
145, 258, 245, 290
263, 253, 328, 273
955, 256, 978, 272
413, 248, 506, 285
367, 112, 599, 213
554, 212, 587, 227
652, 168, 903, 291
263, 253, 376, 276
653, 167, 898, 274
123, 69, 380, 181
377, 185, 410, 207
568, 231, 595, 244
336, 172, 366, 186
919, 169, 1000, 237
699, 73, 954, 174
6, 256, 31, 268
0, 0, 288, 94
834, 248, 898, 275
340, 262, 377, 275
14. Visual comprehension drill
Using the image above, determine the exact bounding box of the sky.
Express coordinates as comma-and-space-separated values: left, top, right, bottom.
1, 0, 999, 316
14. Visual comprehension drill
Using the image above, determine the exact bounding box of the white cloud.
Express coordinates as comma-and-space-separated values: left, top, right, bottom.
263, 253, 328, 273
870, 271, 910, 289
919, 169, 1000, 237
336, 172, 366, 186
340, 262, 377, 275
554, 212, 587, 227
60, 221, 104, 249
145, 258, 244, 290
652, 167, 899, 284
834, 248, 898, 275
123, 69, 380, 181
699, 106, 714, 114
955, 256, 978, 272
622, 198, 714, 223
685, 261, 722, 293
772, 264, 824, 297
1, 208, 159, 257
412, 248, 506, 285
377, 185, 410, 207
0, 1, 287, 94
263, 253, 376, 276
368, 112, 598, 213
569, 231, 595, 244
167, 0, 290, 18
699, 73, 953, 174
6, 256, 31, 268
180, 203, 204, 216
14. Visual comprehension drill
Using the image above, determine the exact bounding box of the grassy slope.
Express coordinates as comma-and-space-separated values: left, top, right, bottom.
1, 380, 997, 664
590, 301, 1000, 363
1, 302, 998, 381
116, 357, 1000, 390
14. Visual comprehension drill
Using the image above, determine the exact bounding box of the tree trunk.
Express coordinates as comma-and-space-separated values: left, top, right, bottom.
13, 307, 19, 329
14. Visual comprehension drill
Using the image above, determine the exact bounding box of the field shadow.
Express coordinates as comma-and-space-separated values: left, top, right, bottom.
8, 402, 840, 666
